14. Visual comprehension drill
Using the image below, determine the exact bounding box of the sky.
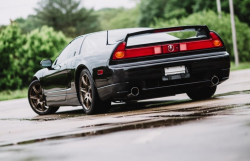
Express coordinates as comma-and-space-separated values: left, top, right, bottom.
0, 0, 137, 25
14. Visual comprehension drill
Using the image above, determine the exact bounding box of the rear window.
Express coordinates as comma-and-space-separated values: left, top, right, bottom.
81, 31, 106, 54
127, 29, 208, 47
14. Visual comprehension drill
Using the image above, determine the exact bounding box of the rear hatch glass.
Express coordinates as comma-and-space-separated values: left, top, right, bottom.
127, 29, 208, 47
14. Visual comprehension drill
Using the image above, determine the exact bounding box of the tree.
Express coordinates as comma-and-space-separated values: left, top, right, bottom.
138, 0, 168, 27
139, 0, 250, 27
35, 0, 101, 37
189, 0, 250, 26
97, 7, 140, 30
15, 16, 42, 34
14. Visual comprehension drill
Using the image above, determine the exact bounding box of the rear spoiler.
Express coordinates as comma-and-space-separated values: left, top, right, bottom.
111, 25, 224, 60
123, 25, 210, 43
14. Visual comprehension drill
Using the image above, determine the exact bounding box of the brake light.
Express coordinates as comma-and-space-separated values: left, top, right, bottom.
112, 32, 223, 60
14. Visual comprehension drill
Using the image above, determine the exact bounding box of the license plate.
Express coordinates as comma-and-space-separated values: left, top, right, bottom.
164, 66, 186, 76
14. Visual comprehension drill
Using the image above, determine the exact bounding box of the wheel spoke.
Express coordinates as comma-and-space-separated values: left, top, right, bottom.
32, 86, 39, 94
80, 87, 87, 94
86, 76, 90, 86
82, 76, 88, 87
84, 97, 88, 103
41, 102, 45, 111
88, 86, 91, 92
88, 96, 92, 103
36, 100, 40, 107
30, 95, 39, 100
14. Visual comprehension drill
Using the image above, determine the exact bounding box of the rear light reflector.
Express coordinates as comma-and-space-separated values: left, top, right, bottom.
112, 32, 223, 60
213, 40, 222, 46
180, 43, 187, 51
115, 51, 125, 58
97, 70, 103, 75
154, 46, 162, 54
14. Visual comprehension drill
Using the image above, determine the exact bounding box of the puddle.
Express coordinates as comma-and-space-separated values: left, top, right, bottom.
2, 102, 249, 148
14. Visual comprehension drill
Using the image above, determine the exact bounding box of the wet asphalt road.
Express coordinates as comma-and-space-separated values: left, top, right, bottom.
0, 69, 250, 161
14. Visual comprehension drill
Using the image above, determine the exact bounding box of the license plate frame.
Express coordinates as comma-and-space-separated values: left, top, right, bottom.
164, 66, 186, 76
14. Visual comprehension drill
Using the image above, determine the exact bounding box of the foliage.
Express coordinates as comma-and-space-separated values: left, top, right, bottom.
0, 25, 68, 90
97, 7, 140, 30
35, 0, 101, 37
0, 25, 5, 33
152, 10, 250, 62
192, 0, 250, 26
0, 24, 26, 89
15, 16, 42, 34
138, 0, 167, 27
139, 0, 250, 27
21, 26, 68, 84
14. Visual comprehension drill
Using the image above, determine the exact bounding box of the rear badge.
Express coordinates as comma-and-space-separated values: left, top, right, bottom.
168, 45, 174, 52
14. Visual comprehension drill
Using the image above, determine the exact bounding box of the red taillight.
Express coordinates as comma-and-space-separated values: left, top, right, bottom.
112, 42, 126, 60
112, 32, 223, 60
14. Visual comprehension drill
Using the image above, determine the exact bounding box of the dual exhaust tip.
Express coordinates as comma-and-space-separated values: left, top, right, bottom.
128, 87, 139, 97
211, 75, 219, 86
127, 76, 219, 97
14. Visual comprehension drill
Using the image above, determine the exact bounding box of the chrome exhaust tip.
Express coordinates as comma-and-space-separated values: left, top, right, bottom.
211, 76, 219, 86
131, 87, 139, 96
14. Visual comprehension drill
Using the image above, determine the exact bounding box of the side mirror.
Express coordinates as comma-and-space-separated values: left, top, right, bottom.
40, 59, 52, 68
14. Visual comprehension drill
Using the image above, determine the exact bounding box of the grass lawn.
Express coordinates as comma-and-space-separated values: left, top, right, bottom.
0, 62, 249, 101
0, 88, 28, 101
231, 62, 250, 71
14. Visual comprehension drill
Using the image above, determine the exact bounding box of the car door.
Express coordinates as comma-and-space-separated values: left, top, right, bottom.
41, 38, 82, 103
65, 37, 85, 96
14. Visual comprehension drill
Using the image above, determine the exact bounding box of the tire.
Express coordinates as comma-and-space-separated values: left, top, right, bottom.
78, 69, 111, 115
186, 86, 217, 101
28, 80, 60, 115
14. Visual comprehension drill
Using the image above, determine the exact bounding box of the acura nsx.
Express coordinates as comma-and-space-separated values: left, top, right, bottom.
28, 26, 230, 115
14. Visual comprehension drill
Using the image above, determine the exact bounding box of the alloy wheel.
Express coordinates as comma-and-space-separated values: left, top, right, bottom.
29, 82, 48, 112
80, 74, 92, 110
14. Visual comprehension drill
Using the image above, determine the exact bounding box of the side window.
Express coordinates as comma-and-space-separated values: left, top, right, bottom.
56, 37, 84, 65
81, 32, 106, 55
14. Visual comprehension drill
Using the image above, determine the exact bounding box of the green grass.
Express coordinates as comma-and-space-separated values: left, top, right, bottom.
231, 62, 250, 71
0, 88, 28, 101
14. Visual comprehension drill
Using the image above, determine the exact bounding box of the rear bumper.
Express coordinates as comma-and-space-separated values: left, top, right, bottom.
97, 52, 230, 101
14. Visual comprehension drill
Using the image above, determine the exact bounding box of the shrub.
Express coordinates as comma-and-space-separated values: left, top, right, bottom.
0, 25, 68, 90
0, 24, 26, 89
21, 26, 68, 84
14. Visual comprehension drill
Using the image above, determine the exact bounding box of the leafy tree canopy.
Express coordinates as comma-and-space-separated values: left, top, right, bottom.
139, 0, 250, 27
97, 7, 140, 30
32, 0, 101, 37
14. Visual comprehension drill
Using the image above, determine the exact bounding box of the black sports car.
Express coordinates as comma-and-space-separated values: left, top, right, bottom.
28, 26, 230, 115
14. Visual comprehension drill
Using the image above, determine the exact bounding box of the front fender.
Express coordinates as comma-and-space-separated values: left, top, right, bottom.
33, 68, 47, 81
